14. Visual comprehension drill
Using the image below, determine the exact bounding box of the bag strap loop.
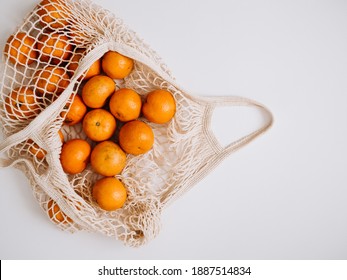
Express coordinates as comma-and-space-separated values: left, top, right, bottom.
203, 95, 273, 156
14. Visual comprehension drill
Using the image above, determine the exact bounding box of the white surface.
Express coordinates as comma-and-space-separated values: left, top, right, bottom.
1, 0, 347, 259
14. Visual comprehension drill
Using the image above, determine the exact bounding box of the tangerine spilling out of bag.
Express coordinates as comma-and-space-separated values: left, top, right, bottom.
0, 0, 272, 246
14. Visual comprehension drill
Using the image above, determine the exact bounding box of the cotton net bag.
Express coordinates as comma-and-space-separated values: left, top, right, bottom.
0, 0, 273, 247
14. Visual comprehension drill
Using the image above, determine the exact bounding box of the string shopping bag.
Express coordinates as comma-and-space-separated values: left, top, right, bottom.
0, 0, 273, 247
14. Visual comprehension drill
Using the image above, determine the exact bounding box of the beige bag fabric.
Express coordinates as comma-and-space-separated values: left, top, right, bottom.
0, 0, 273, 247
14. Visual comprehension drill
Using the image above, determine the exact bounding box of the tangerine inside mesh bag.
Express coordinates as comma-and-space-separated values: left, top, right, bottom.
0, 0, 273, 246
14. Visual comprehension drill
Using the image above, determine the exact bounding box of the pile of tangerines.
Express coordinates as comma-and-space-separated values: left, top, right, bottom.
3, 0, 176, 223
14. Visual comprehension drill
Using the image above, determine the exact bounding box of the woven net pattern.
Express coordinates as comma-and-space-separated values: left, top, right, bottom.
0, 0, 232, 247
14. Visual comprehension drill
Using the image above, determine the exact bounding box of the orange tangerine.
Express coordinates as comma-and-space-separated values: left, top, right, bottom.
91, 141, 126, 177
82, 109, 116, 142
118, 120, 154, 155
60, 139, 91, 174
109, 88, 142, 122
67, 49, 101, 80
81, 75, 115, 108
62, 94, 87, 126
28, 139, 46, 160
58, 130, 64, 143
37, 33, 72, 64
28, 130, 64, 160
4, 32, 37, 65
34, 66, 70, 96
37, 0, 70, 29
92, 177, 127, 211
102, 51, 134, 79
142, 89, 176, 124
5, 87, 41, 120
47, 199, 73, 224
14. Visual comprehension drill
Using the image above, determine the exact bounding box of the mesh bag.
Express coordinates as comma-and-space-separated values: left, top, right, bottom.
0, 0, 273, 247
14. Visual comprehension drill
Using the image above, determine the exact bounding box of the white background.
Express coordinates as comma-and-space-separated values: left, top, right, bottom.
1, 0, 347, 260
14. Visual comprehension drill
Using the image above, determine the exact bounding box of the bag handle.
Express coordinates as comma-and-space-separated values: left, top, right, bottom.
161, 95, 273, 209
203, 95, 273, 156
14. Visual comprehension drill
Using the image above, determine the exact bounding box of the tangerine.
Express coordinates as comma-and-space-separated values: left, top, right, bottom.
34, 66, 70, 96
102, 51, 134, 79
28, 130, 64, 160
92, 177, 127, 211
37, 0, 69, 29
47, 199, 72, 224
60, 139, 91, 174
81, 75, 115, 108
28, 139, 46, 160
58, 130, 64, 143
4, 32, 37, 65
142, 89, 176, 124
109, 88, 142, 122
62, 94, 87, 126
37, 33, 72, 64
82, 109, 116, 142
118, 120, 154, 155
91, 141, 126, 177
5, 87, 41, 120
67, 49, 101, 80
